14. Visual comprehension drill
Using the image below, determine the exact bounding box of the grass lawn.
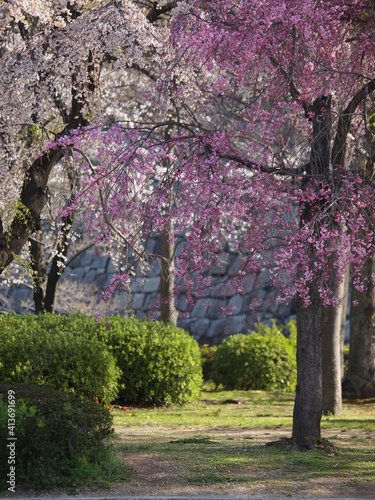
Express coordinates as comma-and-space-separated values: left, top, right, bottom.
103, 390, 375, 497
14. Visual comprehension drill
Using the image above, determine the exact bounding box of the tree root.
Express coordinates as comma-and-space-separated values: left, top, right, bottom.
265, 437, 340, 452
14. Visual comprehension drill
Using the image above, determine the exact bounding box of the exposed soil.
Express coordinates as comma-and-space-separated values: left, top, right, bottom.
5, 427, 375, 499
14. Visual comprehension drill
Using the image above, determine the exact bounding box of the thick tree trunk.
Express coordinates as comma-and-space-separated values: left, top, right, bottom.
0, 151, 64, 272
292, 95, 331, 447
292, 284, 322, 448
346, 255, 375, 398
321, 277, 345, 415
29, 231, 48, 313
159, 127, 178, 326
160, 223, 178, 326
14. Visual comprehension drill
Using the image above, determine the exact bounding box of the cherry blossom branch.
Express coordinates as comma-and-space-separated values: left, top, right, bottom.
69, 146, 145, 260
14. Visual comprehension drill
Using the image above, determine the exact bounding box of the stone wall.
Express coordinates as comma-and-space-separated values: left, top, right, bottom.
0, 236, 298, 345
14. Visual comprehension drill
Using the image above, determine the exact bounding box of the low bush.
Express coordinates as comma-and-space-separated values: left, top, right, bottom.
0, 383, 120, 489
212, 320, 297, 391
0, 314, 120, 404
95, 316, 203, 406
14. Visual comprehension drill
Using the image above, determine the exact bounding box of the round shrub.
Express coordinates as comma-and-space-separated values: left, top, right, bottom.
0, 383, 114, 489
96, 316, 203, 406
212, 321, 296, 391
0, 314, 120, 404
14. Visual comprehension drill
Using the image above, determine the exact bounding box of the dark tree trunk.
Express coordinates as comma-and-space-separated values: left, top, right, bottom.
346, 255, 375, 398
0, 150, 63, 272
27, 206, 75, 314
321, 277, 344, 415
160, 222, 178, 326
44, 219, 74, 313
25, 159, 77, 314
44, 259, 62, 313
292, 95, 331, 447
292, 285, 323, 448
29, 231, 48, 314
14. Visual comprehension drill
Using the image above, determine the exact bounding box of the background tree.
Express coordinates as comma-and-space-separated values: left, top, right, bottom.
345, 112, 375, 398
0, 0, 177, 311
167, 0, 375, 446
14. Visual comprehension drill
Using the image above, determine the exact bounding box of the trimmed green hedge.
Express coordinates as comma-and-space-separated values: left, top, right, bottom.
0, 314, 120, 404
95, 316, 203, 406
0, 313, 203, 407
1, 312, 296, 401
212, 320, 297, 391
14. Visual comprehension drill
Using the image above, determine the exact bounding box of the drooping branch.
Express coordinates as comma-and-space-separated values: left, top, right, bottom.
0, 66, 95, 274
0, 2, 103, 274
309, 95, 332, 178
268, 55, 301, 102
69, 146, 145, 261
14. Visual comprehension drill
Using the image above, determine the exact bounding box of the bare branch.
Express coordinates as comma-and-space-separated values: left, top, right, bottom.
332, 80, 375, 168
269, 55, 301, 101
147, 1, 179, 23
220, 153, 307, 176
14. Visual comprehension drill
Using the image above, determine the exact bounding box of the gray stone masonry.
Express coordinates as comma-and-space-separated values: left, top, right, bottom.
0, 240, 299, 345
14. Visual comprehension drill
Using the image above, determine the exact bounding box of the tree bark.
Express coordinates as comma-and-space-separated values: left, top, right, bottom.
0, 150, 64, 272
346, 254, 375, 398
23, 155, 78, 314
292, 95, 331, 447
292, 284, 323, 448
0, 58, 91, 275
321, 277, 345, 415
29, 231, 48, 313
160, 222, 178, 326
